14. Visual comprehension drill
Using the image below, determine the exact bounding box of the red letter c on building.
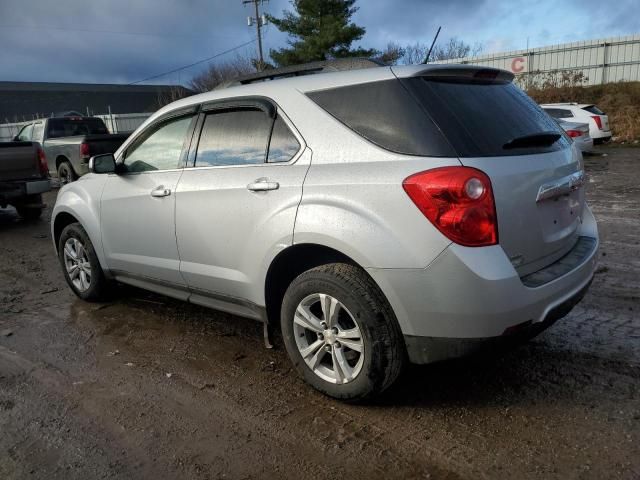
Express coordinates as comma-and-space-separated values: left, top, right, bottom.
511, 57, 525, 73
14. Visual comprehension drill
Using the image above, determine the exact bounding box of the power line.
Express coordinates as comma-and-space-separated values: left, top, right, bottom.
0, 24, 220, 39
128, 39, 257, 85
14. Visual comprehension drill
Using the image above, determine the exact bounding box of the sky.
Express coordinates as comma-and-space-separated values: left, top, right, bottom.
0, 0, 638, 86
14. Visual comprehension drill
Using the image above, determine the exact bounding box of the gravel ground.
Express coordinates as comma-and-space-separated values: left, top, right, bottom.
0, 146, 639, 480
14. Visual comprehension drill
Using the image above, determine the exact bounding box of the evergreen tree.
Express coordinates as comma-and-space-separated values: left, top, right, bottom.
267, 0, 376, 67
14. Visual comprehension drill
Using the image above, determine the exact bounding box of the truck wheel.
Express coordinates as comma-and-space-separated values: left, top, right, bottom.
57, 161, 76, 186
58, 222, 112, 302
16, 206, 43, 220
16, 194, 43, 220
281, 263, 406, 401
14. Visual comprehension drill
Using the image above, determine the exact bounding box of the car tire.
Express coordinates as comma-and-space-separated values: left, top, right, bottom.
16, 206, 43, 220
281, 263, 406, 401
58, 222, 112, 302
16, 194, 43, 220
57, 161, 77, 186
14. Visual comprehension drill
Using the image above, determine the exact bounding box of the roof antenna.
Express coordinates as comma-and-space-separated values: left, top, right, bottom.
423, 26, 442, 64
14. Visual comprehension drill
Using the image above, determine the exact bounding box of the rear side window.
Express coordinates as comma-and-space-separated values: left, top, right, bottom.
32, 123, 44, 142
582, 105, 605, 115
47, 118, 108, 138
402, 78, 569, 157
307, 80, 455, 157
268, 115, 300, 163
195, 109, 271, 167
544, 108, 573, 119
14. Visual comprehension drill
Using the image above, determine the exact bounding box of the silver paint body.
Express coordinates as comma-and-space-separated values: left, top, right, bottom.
51, 64, 598, 350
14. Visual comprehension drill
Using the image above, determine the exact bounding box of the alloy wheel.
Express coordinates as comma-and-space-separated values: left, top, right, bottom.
63, 237, 92, 292
293, 293, 365, 384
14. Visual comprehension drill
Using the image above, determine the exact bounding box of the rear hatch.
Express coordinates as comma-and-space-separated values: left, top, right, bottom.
396, 67, 585, 276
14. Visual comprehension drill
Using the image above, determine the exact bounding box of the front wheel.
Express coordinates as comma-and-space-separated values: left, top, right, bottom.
281, 263, 406, 401
58, 222, 112, 301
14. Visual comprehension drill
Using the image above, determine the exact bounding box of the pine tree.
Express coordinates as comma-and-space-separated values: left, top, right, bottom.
267, 0, 376, 67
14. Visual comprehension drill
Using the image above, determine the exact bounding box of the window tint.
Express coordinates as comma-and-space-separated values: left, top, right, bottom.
582, 105, 604, 115
125, 115, 193, 173
402, 78, 569, 157
17, 124, 33, 141
47, 118, 109, 138
544, 108, 573, 118
267, 115, 300, 163
195, 109, 271, 167
307, 80, 455, 157
32, 123, 44, 143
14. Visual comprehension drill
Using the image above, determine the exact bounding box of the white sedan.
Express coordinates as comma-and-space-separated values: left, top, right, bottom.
541, 103, 611, 143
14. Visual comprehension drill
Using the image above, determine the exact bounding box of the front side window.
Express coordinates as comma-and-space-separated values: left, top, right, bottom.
17, 124, 33, 141
267, 115, 300, 163
195, 109, 271, 167
125, 115, 193, 173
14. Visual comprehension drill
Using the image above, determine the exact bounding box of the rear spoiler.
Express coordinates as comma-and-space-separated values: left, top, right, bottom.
392, 64, 514, 83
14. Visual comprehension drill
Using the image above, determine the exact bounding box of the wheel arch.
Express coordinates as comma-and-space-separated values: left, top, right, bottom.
264, 243, 390, 327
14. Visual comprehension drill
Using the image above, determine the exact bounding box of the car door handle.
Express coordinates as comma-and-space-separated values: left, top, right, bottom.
150, 186, 171, 197
247, 179, 279, 192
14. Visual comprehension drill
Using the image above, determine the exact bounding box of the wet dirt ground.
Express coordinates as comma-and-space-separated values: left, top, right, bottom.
1, 146, 639, 480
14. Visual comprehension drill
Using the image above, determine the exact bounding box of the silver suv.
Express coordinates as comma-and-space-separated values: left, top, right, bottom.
51, 64, 598, 400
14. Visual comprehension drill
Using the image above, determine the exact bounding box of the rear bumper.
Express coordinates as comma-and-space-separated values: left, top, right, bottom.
575, 136, 594, 152
0, 179, 50, 204
367, 205, 598, 364
403, 278, 591, 364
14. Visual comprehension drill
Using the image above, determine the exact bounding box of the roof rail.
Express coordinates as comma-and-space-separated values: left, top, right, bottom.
215, 57, 386, 90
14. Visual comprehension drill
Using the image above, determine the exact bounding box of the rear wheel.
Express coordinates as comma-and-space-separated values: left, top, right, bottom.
58, 223, 112, 301
281, 263, 405, 401
57, 161, 76, 186
16, 194, 43, 220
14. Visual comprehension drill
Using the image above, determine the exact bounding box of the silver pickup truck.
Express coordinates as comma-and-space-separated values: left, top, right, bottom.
0, 141, 51, 219
14, 116, 129, 185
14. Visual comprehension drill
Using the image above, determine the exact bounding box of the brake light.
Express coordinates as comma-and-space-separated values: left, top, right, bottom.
403, 167, 498, 247
566, 129, 583, 138
80, 142, 90, 159
37, 147, 48, 177
592, 115, 603, 130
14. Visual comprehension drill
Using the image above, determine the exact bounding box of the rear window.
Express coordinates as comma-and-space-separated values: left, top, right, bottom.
582, 105, 605, 115
402, 78, 569, 157
544, 108, 574, 119
47, 118, 108, 138
308, 78, 568, 158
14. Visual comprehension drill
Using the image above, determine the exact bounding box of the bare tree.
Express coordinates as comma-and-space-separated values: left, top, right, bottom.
189, 55, 255, 93
155, 86, 193, 108
398, 37, 483, 65
376, 42, 406, 65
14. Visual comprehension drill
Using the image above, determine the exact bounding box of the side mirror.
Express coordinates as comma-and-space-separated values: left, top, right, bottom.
89, 153, 116, 174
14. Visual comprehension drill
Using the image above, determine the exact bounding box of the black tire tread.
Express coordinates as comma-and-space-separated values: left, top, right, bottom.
283, 262, 406, 400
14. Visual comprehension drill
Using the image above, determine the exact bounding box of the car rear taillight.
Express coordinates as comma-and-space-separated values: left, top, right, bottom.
37, 147, 48, 177
80, 142, 90, 159
403, 167, 498, 247
592, 115, 603, 130
566, 129, 583, 138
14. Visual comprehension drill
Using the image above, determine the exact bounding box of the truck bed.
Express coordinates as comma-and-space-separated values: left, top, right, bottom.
0, 142, 43, 181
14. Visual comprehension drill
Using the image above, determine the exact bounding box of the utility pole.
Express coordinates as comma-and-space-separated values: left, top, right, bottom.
243, 0, 268, 71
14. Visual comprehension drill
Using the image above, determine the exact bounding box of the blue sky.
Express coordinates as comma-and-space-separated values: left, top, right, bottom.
0, 0, 637, 85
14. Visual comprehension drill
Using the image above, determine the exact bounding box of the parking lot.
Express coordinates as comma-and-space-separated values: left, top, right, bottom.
0, 146, 638, 479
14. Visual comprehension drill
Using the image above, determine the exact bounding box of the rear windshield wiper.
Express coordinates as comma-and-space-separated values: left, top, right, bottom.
503, 131, 561, 150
